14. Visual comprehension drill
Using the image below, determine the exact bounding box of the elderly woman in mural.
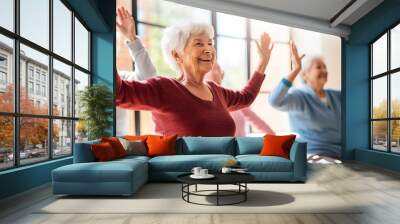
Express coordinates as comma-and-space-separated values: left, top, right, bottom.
115, 7, 273, 136
268, 42, 341, 163
116, 7, 275, 137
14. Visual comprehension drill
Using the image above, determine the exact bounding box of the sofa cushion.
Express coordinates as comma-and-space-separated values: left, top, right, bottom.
53, 162, 141, 183
236, 155, 293, 172
177, 137, 235, 155
118, 138, 147, 156
236, 137, 263, 155
148, 154, 235, 172
101, 137, 127, 158
147, 135, 177, 157
260, 134, 296, 159
91, 142, 118, 161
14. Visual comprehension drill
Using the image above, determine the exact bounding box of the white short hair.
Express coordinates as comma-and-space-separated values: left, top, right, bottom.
300, 54, 324, 82
161, 22, 215, 71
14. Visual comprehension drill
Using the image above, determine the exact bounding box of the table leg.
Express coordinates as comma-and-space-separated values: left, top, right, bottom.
245, 183, 247, 201
195, 184, 197, 192
217, 184, 219, 206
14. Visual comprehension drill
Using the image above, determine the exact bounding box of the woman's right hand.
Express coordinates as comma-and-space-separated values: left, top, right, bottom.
290, 41, 305, 73
286, 41, 305, 82
116, 6, 136, 41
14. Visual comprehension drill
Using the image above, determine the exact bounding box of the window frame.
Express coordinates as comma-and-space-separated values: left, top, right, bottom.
370, 20, 400, 154
0, 0, 92, 171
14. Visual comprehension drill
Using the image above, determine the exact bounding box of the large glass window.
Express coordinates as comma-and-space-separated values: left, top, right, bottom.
0, 0, 14, 32
0, 35, 14, 113
0, 1, 91, 170
53, 59, 72, 117
0, 116, 13, 170
53, 0, 72, 60
74, 18, 89, 70
20, 0, 49, 49
370, 24, 400, 154
20, 44, 49, 115
390, 24, 400, 70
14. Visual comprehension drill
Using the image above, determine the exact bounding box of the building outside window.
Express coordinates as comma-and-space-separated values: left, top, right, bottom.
28, 81, 34, 94
0, 54, 7, 89
0, 71, 6, 85
28, 66, 34, 80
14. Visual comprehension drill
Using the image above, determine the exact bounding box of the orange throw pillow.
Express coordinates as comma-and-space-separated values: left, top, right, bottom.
101, 137, 126, 158
146, 135, 178, 157
260, 134, 296, 159
91, 142, 117, 161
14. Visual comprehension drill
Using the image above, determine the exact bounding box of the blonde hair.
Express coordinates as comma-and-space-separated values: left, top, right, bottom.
161, 22, 215, 71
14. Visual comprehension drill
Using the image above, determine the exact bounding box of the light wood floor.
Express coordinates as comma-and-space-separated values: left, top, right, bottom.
1, 162, 400, 224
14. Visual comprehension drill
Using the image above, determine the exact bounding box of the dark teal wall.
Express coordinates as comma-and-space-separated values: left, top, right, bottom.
92, 31, 116, 136
344, 0, 400, 170
0, 158, 72, 199
0, 0, 115, 200
91, 0, 116, 135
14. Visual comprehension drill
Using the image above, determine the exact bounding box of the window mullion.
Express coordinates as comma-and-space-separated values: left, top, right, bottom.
388, 30, 391, 152
14, 0, 21, 167
49, 0, 54, 160
370, 45, 373, 149
71, 10, 76, 153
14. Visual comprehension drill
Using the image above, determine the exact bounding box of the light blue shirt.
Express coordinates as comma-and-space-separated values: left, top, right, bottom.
268, 79, 341, 158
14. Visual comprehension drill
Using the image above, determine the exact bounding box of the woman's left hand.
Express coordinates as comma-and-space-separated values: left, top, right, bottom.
116, 7, 136, 41
255, 32, 273, 74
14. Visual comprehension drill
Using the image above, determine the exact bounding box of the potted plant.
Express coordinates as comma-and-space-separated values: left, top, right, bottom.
79, 84, 113, 140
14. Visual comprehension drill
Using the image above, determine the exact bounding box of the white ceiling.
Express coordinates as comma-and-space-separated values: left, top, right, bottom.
166, 0, 384, 38
224, 0, 353, 23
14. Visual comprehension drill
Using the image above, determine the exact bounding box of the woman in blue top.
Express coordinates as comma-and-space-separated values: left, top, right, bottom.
269, 41, 341, 163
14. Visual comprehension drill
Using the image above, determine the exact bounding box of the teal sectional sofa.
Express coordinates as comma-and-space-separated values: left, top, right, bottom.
52, 137, 307, 196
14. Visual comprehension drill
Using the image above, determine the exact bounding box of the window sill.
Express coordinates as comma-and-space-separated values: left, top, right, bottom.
0, 156, 72, 176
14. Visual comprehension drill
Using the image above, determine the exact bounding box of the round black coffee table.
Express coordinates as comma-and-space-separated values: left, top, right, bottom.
177, 173, 255, 206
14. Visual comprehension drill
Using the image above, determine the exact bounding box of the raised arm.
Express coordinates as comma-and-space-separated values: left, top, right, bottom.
115, 72, 162, 110
126, 38, 157, 80
218, 72, 265, 111
117, 6, 157, 81
268, 41, 305, 111
219, 33, 273, 111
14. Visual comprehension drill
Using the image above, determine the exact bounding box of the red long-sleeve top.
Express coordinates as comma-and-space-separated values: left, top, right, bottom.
116, 72, 265, 136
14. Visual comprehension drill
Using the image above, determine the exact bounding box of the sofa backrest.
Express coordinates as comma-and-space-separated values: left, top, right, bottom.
235, 137, 263, 155
73, 139, 100, 163
176, 137, 236, 155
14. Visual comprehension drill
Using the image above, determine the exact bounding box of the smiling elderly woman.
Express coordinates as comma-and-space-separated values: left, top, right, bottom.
115, 15, 273, 136
268, 42, 341, 161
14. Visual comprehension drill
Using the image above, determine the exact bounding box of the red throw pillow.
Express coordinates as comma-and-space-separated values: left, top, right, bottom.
101, 137, 126, 158
260, 134, 296, 159
146, 135, 177, 157
91, 142, 117, 161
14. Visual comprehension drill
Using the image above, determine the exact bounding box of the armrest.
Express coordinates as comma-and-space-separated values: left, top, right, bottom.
73, 140, 100, 163
289, 141, 307, 182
